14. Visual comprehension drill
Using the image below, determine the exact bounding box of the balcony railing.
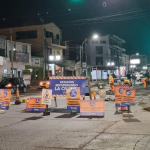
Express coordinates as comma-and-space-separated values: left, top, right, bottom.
52, 38, 66, 46
9, 50, 29, 63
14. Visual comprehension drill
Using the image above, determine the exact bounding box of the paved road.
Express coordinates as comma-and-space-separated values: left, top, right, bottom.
1, 86, 150, 150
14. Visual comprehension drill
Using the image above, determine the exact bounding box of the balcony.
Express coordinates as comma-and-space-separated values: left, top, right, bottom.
52, 38, 66, 46
9, 50, 29, 63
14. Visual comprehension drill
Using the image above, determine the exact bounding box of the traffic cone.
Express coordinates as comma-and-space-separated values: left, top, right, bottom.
121, 106, 126, 111
15, 87, 21, 105
26, 95, 29, 110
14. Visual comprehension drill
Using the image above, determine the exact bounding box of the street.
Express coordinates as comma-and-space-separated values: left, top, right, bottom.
1, 84, 150, 150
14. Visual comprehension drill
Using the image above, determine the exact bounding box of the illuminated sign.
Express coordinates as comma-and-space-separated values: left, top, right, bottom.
130, 59, 140, 64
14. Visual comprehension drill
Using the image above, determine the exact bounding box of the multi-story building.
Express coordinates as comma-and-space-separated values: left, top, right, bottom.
85, 35, 128, 79
0, 39, 31, 80
0, 23, 67, 77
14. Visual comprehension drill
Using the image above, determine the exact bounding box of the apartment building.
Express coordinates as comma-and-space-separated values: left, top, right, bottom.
0, 37, 31, 80
85, 35, 129, 79
0, 23, 67, 77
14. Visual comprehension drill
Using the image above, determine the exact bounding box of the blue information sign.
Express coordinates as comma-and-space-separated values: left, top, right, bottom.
49, 78, 86, 96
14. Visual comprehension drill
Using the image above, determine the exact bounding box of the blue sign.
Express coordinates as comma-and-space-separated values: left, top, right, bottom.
119, 88, 122, 94
4, 92, 7, 98
70, 89, 77, 97
49, 79, 86, 95
67, 106, 80, 110
36, 99, 40, 103
126, 90, 132, 96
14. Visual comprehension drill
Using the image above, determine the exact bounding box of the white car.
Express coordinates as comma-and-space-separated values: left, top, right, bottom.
136, 73, 144, 81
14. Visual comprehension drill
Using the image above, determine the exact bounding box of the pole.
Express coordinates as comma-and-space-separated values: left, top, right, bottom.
10, 29, 13, 77
96, 67, 97, 81
80, 45, 82, 76
87, 77, 92, 99
44, 28, 47, 78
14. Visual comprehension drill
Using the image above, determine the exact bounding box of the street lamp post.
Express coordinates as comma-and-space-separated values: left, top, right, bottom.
81, 34, 99, 76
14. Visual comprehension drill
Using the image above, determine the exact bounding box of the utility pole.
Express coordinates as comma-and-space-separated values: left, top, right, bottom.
44, 28, 47, 78
10, 29, 13, 77
80, 45, 82, 76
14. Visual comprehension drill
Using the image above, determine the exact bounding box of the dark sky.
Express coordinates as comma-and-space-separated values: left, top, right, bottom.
0, 0, 150, 55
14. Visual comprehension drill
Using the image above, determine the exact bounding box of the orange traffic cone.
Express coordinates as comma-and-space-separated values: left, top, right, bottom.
15, 87, 21, 105
121, 106, 126, 111
26, 95, 29, 110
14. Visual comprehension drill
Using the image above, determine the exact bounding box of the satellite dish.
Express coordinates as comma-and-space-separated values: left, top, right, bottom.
102, 2, 107, 7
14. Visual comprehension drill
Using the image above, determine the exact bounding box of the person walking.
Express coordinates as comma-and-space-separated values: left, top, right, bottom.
131, 72, 136, 86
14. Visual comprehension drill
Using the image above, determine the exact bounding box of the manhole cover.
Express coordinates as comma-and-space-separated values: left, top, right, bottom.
22, 116, 43, 121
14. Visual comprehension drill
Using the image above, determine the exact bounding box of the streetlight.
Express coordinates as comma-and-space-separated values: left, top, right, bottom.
81, 34, 99, 76
107, 62, 115, 66
143, 66, 147, 70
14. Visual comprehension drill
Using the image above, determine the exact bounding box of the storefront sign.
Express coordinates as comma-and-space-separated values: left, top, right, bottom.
23, 74, 31, 85
66, 87, 80, 110
80, 100, 105, 116
122, 88, 135, 106
114, 85, 129, 107
1, 89, 11, 109
49, 77, 86, 97
28, 97, 46, 112
33, 58, 40, 66
0, 89, 5, 105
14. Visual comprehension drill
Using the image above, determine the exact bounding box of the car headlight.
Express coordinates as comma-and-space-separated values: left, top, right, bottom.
40, 82, 43, 85
5, 83, 12, 88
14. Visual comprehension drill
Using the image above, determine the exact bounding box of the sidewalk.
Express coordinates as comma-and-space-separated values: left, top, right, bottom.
0, 95, 150, 149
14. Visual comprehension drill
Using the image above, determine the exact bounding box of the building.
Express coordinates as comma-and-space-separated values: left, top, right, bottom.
130, 54, 148, 71
0, 23, 67, 77
0, 39, 31, 80
85, 35, 129, 79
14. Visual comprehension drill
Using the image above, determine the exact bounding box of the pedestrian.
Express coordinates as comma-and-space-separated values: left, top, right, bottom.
127, 72, 131, 80
131, 72, 136, 86
107, 73, 109, 80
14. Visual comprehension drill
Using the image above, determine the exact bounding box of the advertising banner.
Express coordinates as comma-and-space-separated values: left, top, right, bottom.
1, 89, 11, 109
66, 87, 80, 110
28, 97, 46, 112
0, 89, 4, 105
114, 85, 129, 107
122, 88, 135, 106
80, 100, 105, 116
49, 77, 86, 97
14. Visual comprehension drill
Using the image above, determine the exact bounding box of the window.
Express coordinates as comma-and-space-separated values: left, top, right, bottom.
57, 51, 60, 55
96, 57, 103, 65
96, 46, 103, 54
56, 34, 59, 40
16, 30, 37, 40
92, 41, 98, 44
46, 31, 53, 38
100, 40, 106, 44
22, 45, 27, 53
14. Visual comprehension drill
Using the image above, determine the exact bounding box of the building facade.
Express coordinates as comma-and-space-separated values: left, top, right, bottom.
0, 23, 66, 78
0, 39, 31, 80
85, 35, 129, 79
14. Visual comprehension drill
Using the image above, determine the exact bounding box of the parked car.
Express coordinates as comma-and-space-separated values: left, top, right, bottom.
0, 77, 27, 94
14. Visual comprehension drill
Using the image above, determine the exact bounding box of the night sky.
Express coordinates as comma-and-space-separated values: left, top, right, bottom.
0, 0, 150, 56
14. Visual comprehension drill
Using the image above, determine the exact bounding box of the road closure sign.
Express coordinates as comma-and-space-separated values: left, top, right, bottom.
66, 87, 80, 110
80, 100, 105, 116
49, 77, 86, 97
1, 89, 11, 109
122, 88, 135, 106
42, 89, 52, 105
28, 97, 46, 112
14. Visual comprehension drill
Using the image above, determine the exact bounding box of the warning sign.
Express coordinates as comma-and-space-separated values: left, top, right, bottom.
42, 89, 52, 105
